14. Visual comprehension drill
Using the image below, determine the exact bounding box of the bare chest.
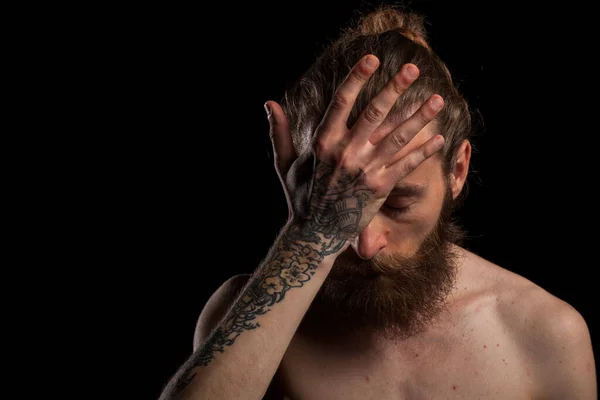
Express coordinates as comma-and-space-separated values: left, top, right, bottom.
277, 326, 535, 399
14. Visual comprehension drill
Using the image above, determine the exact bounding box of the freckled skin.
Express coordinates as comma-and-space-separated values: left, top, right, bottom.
190, 124, 596, 399
267, 249, 597, 399
176, 21, 597, 396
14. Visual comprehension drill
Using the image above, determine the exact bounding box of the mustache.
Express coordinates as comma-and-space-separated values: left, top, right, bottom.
330, 224, 451, 279
302, 185, 466, 341
331, 250, 411, 277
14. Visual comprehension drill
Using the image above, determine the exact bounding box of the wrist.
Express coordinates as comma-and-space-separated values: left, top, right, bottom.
282, 219, 350, 262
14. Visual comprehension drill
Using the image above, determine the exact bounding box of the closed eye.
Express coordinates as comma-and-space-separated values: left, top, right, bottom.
382, 202, 415, 217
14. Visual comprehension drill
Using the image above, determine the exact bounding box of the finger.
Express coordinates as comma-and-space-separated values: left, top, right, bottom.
266, 101, 297, 177
372, 94, 444, 165
385, 135, 445, 184
319, 55, 379, 137
350, 64, 419, 146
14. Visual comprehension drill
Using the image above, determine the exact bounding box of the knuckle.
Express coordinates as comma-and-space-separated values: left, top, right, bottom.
338, 147, 362, 171
390, 74, 407, 94
396, 162, 413, 178
348, 69, 366, 85
389, 131, 407, 149
407, 152, 424, 170
362, 172, 376, 186
425, 140, 440, 157
416, 109, 431, 126
363, 104, 386, 124
331, 94, 350, 111
367, 179, 386, 195
338, 153, 354, 171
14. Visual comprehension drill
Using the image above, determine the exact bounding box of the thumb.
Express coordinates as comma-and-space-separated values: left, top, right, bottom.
265, 101, 297, 177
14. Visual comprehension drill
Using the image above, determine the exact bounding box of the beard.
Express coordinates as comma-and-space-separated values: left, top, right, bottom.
300, 185, 465, 342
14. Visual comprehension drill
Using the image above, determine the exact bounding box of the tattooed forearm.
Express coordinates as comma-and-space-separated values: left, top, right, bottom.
171, 236, 325, 395
195, 235, 325, 367
170, 162, 373, 396
196, 163, 373, 363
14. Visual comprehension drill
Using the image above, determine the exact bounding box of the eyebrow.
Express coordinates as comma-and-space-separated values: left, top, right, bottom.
389, 183, 426, 197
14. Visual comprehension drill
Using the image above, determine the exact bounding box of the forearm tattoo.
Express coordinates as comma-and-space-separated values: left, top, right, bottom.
170, 163, 373, 396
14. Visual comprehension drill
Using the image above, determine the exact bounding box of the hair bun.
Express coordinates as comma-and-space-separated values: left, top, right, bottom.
353, 6, 430, 50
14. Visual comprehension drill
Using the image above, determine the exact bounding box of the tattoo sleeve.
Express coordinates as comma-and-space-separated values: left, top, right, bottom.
167, 161, 373, 398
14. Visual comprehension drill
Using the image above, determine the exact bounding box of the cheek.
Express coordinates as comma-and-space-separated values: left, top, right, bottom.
412, 204, 441, 235
387, 194, 445, 252
384, 158, 447, 252
386, 221, 427, 255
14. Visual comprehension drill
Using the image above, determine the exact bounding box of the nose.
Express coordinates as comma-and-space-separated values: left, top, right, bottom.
351, 215, 390, 260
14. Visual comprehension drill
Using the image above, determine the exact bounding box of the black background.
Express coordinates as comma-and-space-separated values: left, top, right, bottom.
96, 1, 599, 397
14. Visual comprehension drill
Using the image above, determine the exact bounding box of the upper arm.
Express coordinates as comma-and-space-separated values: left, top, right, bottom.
523, 293, 597, 399
192, 274, 251, 351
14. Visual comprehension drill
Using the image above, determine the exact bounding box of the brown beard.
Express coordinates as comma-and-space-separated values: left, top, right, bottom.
300, 185, 465, 342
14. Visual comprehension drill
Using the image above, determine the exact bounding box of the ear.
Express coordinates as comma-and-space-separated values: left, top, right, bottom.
450, 140, 471, 200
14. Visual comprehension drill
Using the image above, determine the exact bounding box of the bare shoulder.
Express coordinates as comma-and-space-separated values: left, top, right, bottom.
461, 249, 597, 399
192, 274, 251, 350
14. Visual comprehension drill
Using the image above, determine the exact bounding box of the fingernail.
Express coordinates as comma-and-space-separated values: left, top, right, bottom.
365, 55, 378, 68
430, 96, 443, 111
406, 65, 418, 80
264, 102, 272, 117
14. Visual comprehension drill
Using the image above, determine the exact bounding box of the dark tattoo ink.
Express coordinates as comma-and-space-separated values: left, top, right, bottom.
294, 162, 373, 254
169, 162, 374, 396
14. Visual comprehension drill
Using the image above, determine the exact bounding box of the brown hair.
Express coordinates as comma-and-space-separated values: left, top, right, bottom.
281, 5, 472, 174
